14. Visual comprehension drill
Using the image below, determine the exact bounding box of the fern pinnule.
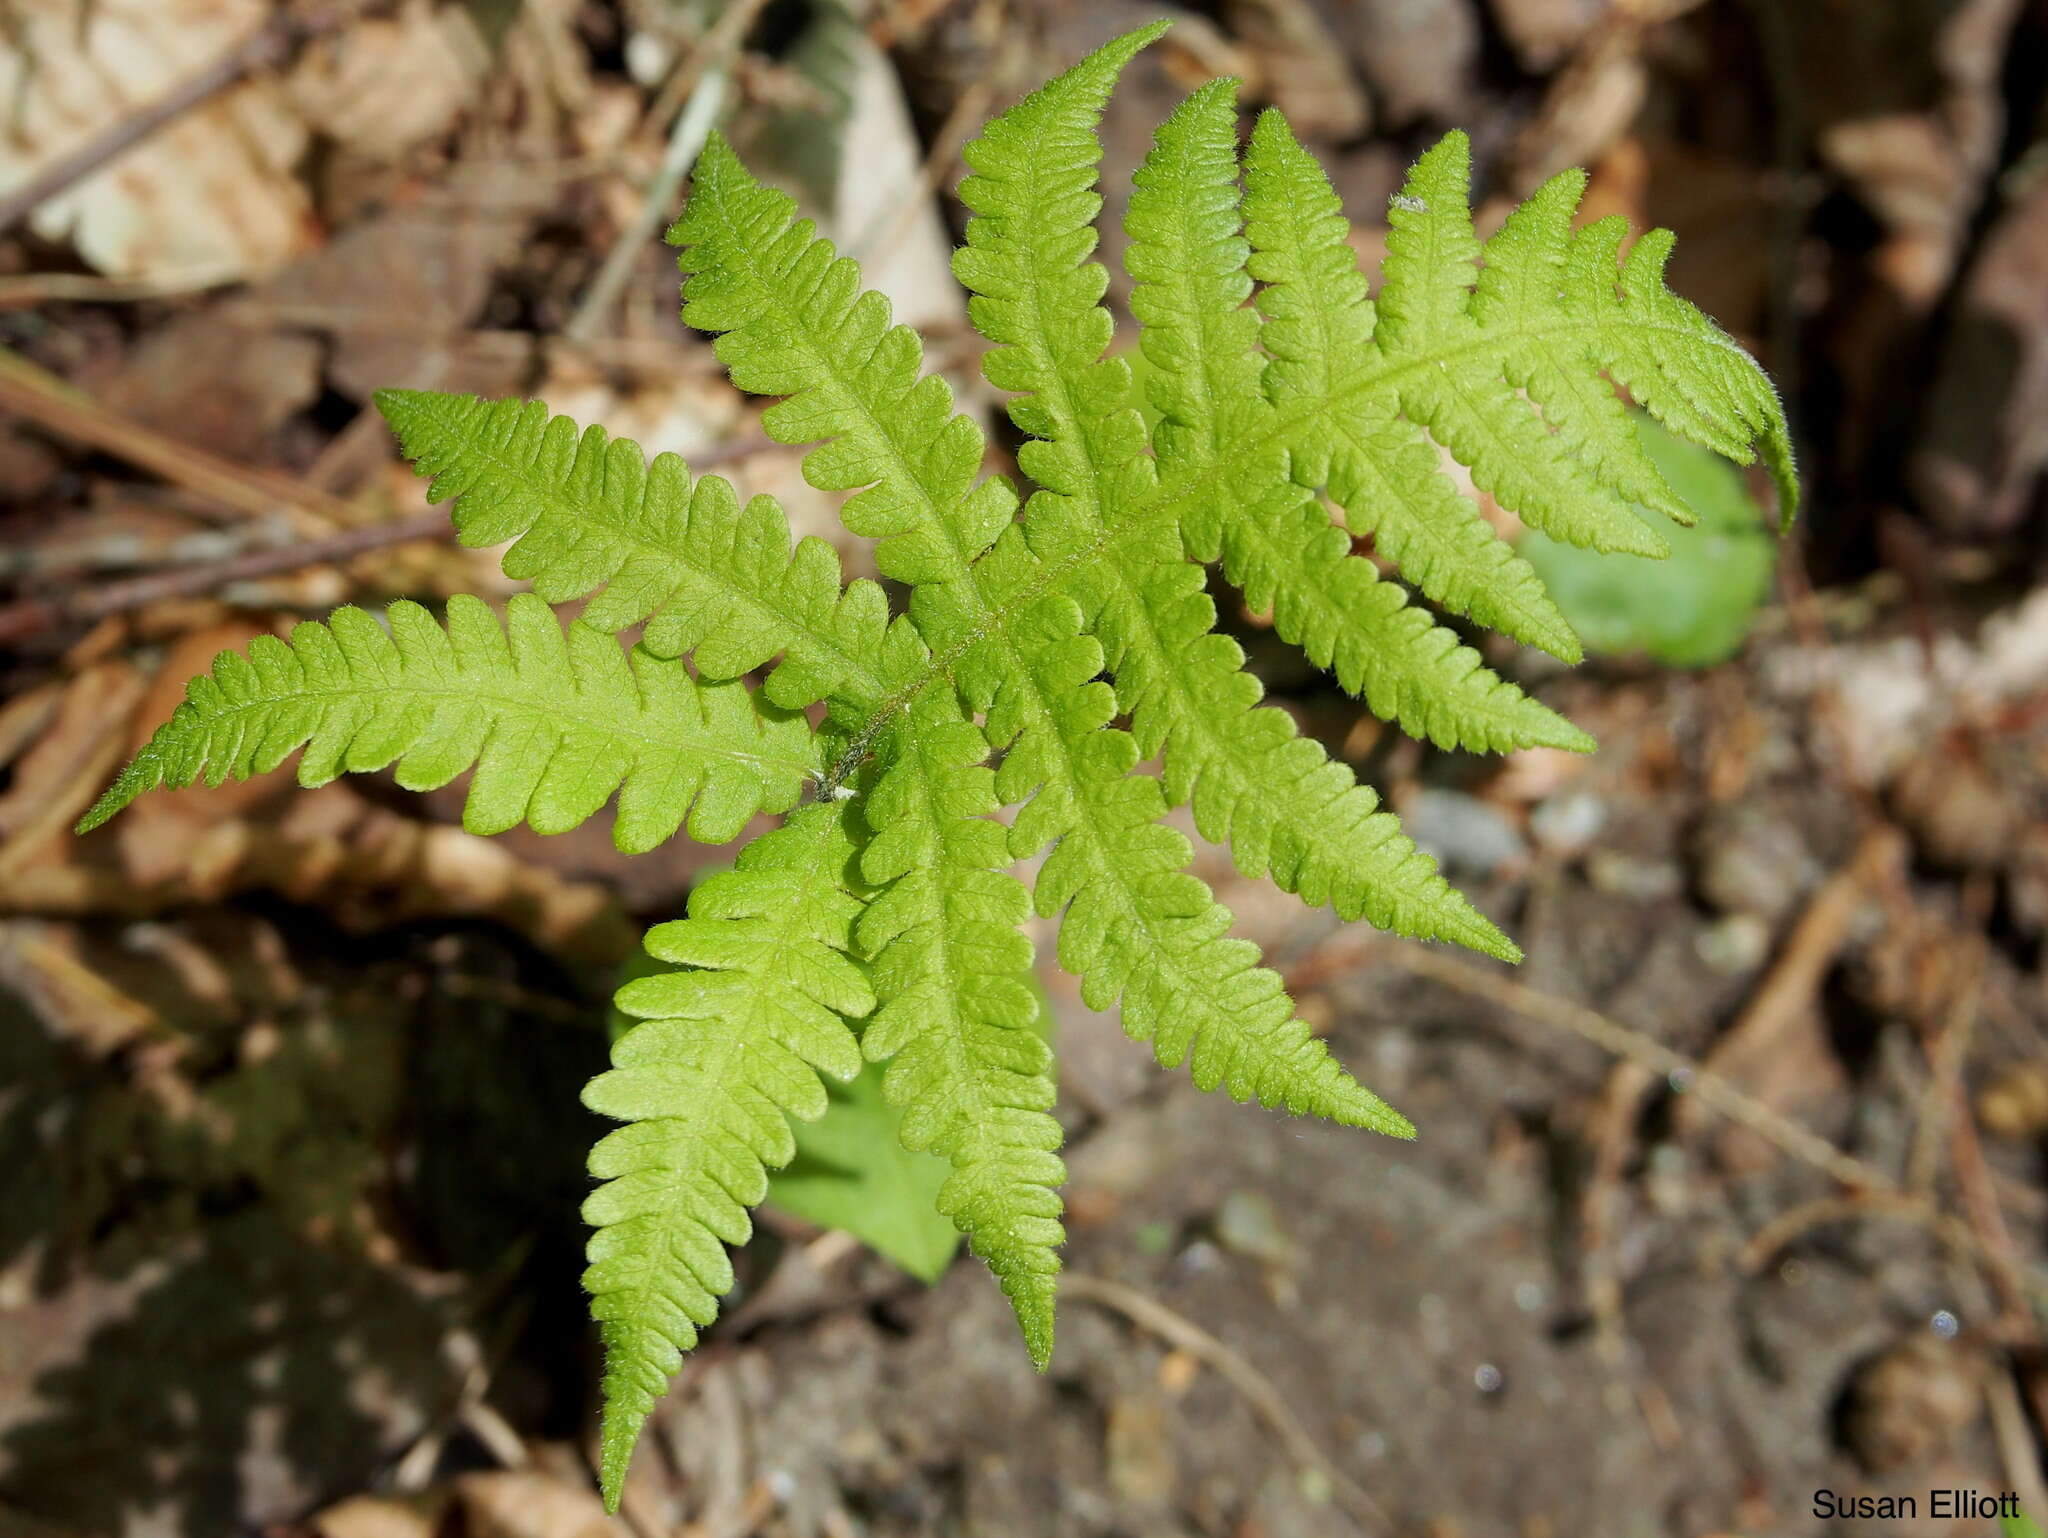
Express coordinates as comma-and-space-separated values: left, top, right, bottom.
856, 688, 1065, 1364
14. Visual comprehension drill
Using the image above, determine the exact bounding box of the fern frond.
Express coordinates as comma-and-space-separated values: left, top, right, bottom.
857, 689, 1064, 1361
1246, 113, 1796, 605
1241, 112, 1582, 659
674, 131, 1016, 636
76, 27, 1802, 1512
584, 802, 869, 1508
954, 43, 1415, 1126
76, 594, 818, 849
1113, 73, 1553, 951
1218, 485, 1594, 757
374, 390, 892, 712
673, 82, 1089, 1355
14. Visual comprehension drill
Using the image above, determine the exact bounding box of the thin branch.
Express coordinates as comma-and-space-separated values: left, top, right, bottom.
0, 511, 449, 644
1348, 941, 2048, 1313
0, 349, 361, 532
566, 0, 774, 342
1317, 939, 1892, 1191
1061, 1271, 1391, 1536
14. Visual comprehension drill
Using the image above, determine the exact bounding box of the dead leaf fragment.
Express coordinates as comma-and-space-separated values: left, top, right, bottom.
1329, 0, 1478, 127
1976, 1063, 2048, 1141
242, 163, 556, 402
1840, 1336, 1987, 1474
1488, 0, 1608, 71
0, 660, 148, 883
311, 1492, 449, 1538
454, 1470, 622, 1538
98, 315, 323, 464
0, 0, 313, 280
1224, 0, 1369, 139
287, 0, 490, 163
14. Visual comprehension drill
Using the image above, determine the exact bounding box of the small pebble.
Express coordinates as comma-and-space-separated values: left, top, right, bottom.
1404, 788, 1527, 878
1586, 850, 1682, 900
1840, 1335, 1985, 1472
1528, 790, 1607, 856
1695, 912, 1772, 973
1214, 1191, 1300, 1269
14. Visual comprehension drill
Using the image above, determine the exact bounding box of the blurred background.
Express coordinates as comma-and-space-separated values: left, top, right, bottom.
3, 0, 2048, 1534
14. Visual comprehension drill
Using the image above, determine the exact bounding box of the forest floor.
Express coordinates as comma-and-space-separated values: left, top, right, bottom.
3, 2, 2048, 1536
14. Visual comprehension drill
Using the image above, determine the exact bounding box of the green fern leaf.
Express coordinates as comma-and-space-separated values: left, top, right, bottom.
77, 22, 1799, 1510
951, 34, 1417, 1125
856, 688, 1065, 1360
374, 389, 893, 712
585, 801, 869, 1507
1243, 113, 1581, 659
76, 594, 818, 849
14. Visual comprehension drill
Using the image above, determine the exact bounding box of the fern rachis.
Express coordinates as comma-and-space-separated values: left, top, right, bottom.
80, 22, 1794, 1511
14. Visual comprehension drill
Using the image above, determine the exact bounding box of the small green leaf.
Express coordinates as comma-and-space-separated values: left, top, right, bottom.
767, 1061, 961, 1282
1516, 414, 1777, 668
2004, 1511, 2047, 1538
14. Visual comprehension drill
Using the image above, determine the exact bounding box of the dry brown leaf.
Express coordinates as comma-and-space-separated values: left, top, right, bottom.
1488, 0, 1609, 71
537, 347, 747, 467
829, 29, 965, 334
0, 660, 148, 884
310, 1492, 450, 1538
1224, 0, 1369, 139
0, 919, 160, 1057
287, 0, 490, 163
97, 315, 323, 465
0, 0, 313, 281
16, 782, 635, 968
1327, 0, 1477, 128
238, 164, 557, 403
454, 1471, 622, 1538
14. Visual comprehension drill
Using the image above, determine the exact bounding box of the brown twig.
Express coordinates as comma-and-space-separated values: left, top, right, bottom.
0, 511, 450, 645
0, 268, 247, 309
1350, 941, 2048, 1315
1345, 942, 1892, 1191
0, 2, 365, 235
0, 349, 361, 532
633, 0, 772, 146
1908, 917, 1987, 1197
1580, 1061, 1655, 1371
1061, 1271, 1391, 1536
567, 0, 774, 342
1674, 826, 1904, 1139
1737, 1190, 2040, 1294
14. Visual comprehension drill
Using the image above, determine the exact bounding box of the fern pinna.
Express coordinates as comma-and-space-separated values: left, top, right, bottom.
80, 21, 1794, 1507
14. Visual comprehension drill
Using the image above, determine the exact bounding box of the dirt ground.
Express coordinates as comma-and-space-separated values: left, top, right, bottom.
4, 1, 2048, 1535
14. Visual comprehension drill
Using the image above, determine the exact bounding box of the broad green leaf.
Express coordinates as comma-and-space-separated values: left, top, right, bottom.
1518, 414, 1777, 668
767, 1061, 960, 1282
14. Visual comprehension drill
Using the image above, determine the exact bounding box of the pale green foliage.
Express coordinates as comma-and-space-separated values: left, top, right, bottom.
76, 593, 817, 847
80, 21, 1794, 1512
766, 1059, 961, 1284
584, 801, 869, 1503
1520, 412, 1778, 667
